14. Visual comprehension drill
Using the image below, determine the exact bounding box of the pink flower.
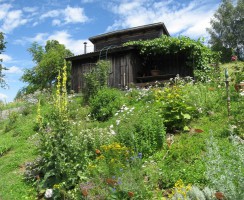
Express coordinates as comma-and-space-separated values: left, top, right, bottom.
231, 55, 237, 61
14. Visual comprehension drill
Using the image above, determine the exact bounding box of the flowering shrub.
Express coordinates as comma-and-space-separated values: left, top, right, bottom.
154, 85, 195, 132
115, 104, 165, 157
83, 60, 110, 102
89, 87, 124, 121
205, 133, 244, 200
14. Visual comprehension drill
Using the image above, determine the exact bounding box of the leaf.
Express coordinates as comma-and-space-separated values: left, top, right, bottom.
183, 126, 190, 131
182, 113, 191, 119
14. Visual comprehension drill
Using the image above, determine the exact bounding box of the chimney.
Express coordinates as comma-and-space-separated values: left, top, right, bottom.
84, 42, 87, 54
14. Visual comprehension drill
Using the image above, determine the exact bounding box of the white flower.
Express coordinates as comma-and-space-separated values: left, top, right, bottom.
110, 130, 116, 135
110, 125, 114, 129
44, 189, 53, 199
116, 120, 120, 125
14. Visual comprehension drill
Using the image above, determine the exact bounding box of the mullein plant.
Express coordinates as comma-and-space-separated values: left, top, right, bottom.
55, 60, 68, 116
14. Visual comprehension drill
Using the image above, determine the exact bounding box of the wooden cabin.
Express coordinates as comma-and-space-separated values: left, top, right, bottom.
66, 22, 193, 92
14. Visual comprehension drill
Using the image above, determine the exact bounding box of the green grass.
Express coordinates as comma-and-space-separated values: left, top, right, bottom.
0, 62, 243, 199
0, 108, 38, 200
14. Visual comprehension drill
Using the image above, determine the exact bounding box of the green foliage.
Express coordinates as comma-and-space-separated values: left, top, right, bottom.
154, 85, 195, 132
0, 32, 7, 88
89, 87, 124, 121
83, 142, 152, 200
205, 133, 244, 200
37, 62, 86, 193
125, 35, 219, 81
115, 104, 166, 157
152, 133, 207, 189
207, 0, 244, 62
83, 60, 110, 102
21, 40, 73, 94
183, 82, 226, 116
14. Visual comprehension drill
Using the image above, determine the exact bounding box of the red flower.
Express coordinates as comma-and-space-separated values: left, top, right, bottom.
95, 149, 101, 155
81, 189, 88, 196
215, 192, 225, 200
231, 55, 237, 61
128, 191, 134, 198
106, 178, 117, 186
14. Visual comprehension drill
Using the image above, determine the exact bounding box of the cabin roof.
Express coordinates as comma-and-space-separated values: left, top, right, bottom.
66, 45, 137, 61
89, 22, 170, 43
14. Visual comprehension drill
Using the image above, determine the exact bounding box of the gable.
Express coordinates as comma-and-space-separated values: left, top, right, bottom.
89, 22, 170, 51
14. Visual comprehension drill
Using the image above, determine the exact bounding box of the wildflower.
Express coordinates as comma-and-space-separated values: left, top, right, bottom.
110, 129, 116, 135
215, 192, 225, 200
231, 55, 237, 61
128, 191, 134, 198
44, 189, 53, 199
81, 188, 88, 196
116, 119, 120, 125
106, 178, 117, 186
95, 149, 101, 155
138, 152, 142, 159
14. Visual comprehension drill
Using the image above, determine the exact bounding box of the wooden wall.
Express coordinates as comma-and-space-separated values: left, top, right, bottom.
94, 29, 164, 51
71, 51, 193, 92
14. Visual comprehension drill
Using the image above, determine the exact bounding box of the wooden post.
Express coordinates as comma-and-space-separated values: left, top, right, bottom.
225, 68, 230, 118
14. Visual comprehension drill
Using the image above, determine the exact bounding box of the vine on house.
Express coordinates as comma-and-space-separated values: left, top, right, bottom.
124, 35, 220, 81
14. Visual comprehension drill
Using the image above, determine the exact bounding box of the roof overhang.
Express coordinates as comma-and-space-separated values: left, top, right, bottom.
89, 22, 170, 44
66, 46, 138, 61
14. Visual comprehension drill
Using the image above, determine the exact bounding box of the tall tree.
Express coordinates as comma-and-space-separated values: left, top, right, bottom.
0, 32, 7, 88
21, 40, 73, 94
207, 0, 244, 62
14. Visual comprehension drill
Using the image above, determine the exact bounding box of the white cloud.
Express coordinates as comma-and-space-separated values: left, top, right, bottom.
40, 6, 89, 26
0, 93, 7, 100
0, 3, 12, 20
4, 66, 23, 74
23, 7, 38, 13
1, 9, 28, 33
16, 30, 94, 55
106, 0, 219, 39
40, 10, 60, 19
0, 54, 12, 62
64, 6, 88, 24
47, 31, 93, 55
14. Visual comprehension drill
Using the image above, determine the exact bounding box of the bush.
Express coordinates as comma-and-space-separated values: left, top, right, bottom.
83, 60, 110, 102
205, 133, 244, 200
89, 88, 124, 122
154, 85, 195, 132
115, 104, 166, 157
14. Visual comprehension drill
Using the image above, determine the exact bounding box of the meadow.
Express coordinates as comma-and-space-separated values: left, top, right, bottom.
0, 61, 243, 200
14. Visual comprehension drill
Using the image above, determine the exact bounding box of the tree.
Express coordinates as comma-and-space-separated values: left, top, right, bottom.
0, 32, 7, 88
21, 40, 74, 94
207, 0, 244, 62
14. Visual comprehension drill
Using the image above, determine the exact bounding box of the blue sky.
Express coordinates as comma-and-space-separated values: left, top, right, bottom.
0, 0, 221, 102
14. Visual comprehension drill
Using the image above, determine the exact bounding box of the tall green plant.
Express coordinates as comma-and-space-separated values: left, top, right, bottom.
83, 60, 110, 102
37, 61, 90, 197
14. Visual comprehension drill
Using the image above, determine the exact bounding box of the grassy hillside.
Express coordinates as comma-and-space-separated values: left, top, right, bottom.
0, 61, 243, 200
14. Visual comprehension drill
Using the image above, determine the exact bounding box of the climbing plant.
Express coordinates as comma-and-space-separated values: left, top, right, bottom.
124, 35, 220, 81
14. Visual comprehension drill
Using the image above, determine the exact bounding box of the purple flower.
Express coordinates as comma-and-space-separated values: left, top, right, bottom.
138, 152, 142, 159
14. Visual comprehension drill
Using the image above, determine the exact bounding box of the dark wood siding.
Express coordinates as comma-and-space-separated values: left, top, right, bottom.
94, 29, 164, 51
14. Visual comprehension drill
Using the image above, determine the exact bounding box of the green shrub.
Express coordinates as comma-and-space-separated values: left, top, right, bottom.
83, 60, 110, 102
183, 82, 226, 116
115, 104, 166, 157
154, 85, 195, 132
205, 133, 244, 200
89, 88, 124, 122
